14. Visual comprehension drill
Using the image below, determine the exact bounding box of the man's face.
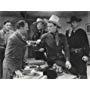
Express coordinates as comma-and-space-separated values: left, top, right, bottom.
3, 22, 12, 31
71, 21, 78, 29
47, 23, 57, 33
20, 23, 29, 38
37, 22, 43, 30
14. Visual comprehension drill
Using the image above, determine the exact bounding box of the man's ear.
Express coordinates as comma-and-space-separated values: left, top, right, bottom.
20, 27, 23, 30
54, 25, 57, 29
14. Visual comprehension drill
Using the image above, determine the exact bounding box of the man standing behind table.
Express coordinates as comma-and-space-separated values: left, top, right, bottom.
0, 20, 14, 78
3, 20, 30, 79
36, 15, 71, 72
30, 18, 47, 60
66, 16, 89, 79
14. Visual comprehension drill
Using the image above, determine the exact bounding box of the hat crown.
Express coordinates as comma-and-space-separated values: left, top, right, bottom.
49, 15, 60, 23
49, 15, 61, 28
67, 16, 82, 24
71, 16, 79, 21
36, 18, 43, 22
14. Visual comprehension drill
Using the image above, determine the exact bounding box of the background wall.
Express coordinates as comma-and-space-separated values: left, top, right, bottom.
0, 12, 89, 43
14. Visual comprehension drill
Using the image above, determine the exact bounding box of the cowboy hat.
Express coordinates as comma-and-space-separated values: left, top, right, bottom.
48, 15, 61, 28
36, 18, 47, 27
36, 18, 45, 23
67, 16, 82, 24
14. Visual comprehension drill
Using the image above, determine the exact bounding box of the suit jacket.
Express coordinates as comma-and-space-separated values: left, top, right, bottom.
39, 32, 70, 61
66, 28, 89, 56
3, 31, 27, 71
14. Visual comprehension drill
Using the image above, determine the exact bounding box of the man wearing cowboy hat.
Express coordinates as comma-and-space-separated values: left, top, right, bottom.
66, 16, 89, 79
37, 15, 71, 73
30, 18, 47, 60
30, 18, 47, 40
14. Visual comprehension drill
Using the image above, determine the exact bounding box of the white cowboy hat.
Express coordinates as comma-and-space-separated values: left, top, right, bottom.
48, 15, 61, 28
36, 18, 44, 22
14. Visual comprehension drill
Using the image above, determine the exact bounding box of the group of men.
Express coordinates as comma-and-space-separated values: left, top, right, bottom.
0, 14, 89, 79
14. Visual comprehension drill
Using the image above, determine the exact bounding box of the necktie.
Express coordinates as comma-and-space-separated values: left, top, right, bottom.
55, 34, 59, 46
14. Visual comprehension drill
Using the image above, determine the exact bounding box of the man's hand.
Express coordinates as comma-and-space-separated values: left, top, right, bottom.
15, 70, 23, 78
65, 61, 72, 69
36, 39, 41, 44
52, 64, 62, 73
26, 40, 36, 46
82, 56, 88, 62
39, 48, 45, 52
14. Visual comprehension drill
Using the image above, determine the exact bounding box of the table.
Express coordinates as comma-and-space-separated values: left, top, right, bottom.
14, 59, 76, 79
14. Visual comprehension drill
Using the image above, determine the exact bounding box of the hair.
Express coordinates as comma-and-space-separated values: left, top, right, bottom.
3, 20, 11, 25
37, 21, 47, 29
16, 20, 26, 29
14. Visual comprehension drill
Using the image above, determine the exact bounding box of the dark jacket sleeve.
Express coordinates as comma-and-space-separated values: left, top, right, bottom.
81, 30, 89, 56
62, 34, 70, 61
35, 33, 47, 51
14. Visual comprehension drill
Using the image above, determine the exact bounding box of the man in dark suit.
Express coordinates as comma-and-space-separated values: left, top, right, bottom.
66, 16, 89, 79
3, 20, 29, 79
37, 15, 71, 71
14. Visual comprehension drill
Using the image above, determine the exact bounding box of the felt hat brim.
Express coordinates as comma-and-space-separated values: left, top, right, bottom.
67, 16, 82, 24
49, 20, 61, 28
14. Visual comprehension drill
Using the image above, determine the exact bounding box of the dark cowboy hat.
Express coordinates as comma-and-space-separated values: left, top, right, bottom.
67, 16, 82, 24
